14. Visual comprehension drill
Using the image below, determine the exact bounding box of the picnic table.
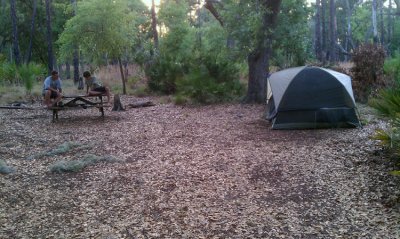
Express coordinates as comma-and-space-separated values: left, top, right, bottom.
50, 94, 110, 122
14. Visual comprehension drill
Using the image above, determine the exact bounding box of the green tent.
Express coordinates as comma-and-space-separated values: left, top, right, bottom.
266, 66, 361, 129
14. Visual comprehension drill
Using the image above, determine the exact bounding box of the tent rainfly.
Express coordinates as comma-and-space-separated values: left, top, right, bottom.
266, 66, 361, 129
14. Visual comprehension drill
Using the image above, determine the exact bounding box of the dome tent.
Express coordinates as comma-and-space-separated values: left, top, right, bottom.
266, 66, 361, 129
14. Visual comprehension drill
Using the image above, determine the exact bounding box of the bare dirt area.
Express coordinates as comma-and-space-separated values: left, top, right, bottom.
0, 96, 399, 238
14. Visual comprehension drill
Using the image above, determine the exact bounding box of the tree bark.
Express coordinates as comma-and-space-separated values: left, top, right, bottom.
71, 0, 80, 84
321, 0, 327, 63
26, 0, 37, 64
315, 0, 323, 62
66, 61, 71, 79
112, 94, 125, 111
379, 0, 385, 45
45, 0, 54, 73
329, 0, 337, 62
151, 0, 159, 49
372, 0, 378, 43
243, 0, 281, 104
10, 0, 21, 65
204, 1, 224, 27
118, 57, 126, 95
388, 0, 393, 54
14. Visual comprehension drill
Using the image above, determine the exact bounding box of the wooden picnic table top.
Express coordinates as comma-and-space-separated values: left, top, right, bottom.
62, 94, 105, 99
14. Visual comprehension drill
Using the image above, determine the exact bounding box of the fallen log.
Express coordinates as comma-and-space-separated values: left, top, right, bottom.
127, 101, 155, 108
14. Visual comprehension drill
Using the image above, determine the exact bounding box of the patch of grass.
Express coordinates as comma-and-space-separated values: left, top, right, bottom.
0, 159, 15, 174
27, 141, 93, 160
49, 154, 121, 173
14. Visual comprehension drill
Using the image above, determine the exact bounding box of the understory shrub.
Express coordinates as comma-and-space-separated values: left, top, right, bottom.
370, 88, 400, 176
0, 62, 45, 91
146, 56, 183, 94
49, 154, 119, 173
351, 44, 386, 103
175, 67, 244, 104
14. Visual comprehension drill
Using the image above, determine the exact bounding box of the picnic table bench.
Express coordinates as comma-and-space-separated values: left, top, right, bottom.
50, 94, 110, 122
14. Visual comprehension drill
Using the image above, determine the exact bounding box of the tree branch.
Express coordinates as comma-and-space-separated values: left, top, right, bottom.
204, 0, 224, 26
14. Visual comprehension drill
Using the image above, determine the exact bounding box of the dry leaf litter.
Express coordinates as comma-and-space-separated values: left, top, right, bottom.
0, 96, 399, 238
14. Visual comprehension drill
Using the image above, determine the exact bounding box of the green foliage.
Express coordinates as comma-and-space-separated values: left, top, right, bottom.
175, 67, 244, 104
0, 62, 18, 84
17, 63, 46, 92
58, 0, 144, 62
351, 44, 386, 103
370, 88, 400, 118
0, 159, 14, 174
272, 0, 312, 67
383, 55, 400, 85
370, 88, 400, 176
147, 4, 244, 102
0, 62, 45, 93
49, 154, 119, 173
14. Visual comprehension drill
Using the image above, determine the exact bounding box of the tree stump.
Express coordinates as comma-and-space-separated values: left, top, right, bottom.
112, 94, 125, 111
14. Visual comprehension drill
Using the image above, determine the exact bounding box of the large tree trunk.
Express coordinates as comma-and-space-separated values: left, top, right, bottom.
244, 50, 269, 103
10, 0, 21, 65
315, 0, 323, 62
45, 0, 54, 73
26, 0, 37, 64
151, 0, 159, 49
329, 0, 337, 62
243, 0, 281, 104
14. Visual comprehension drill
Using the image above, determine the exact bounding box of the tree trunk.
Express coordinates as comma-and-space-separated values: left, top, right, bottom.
151, 0, 159, 49
329, 0, 337, 62
315, 0, 323, 62
321, 0, 328, 63
204, 1, 224, 27
118, 57, 126, 95
45, 0, 54, 73
10, 0, 21, 65
112, 94, 125, 111
66, 61, 71, 79
372, 0, 378, 43
244, 50, 269, 103
394, 0, 400, 15
71, 0, 80, 84
388, 0, 393, 55
26, 0, 37, 64
379, 0, 385, 45
243, 0, 281, 104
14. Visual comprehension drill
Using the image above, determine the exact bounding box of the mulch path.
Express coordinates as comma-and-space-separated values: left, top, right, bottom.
0, 96, 399, 238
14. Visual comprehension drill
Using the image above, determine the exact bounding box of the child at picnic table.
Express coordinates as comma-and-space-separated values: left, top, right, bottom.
83, 71, 111, 103
42, 70, 63, 108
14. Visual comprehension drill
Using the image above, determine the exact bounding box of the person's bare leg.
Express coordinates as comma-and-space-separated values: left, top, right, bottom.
54, 92, 62, 105
44, 91, 52, 107
88, 90, 102, 96
105, 87, 111, 102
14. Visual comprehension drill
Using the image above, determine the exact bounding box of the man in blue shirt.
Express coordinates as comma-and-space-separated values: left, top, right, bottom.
43, 70, 62, 108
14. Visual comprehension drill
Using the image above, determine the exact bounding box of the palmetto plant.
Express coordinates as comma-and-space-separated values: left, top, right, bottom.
370, 88, 400, 176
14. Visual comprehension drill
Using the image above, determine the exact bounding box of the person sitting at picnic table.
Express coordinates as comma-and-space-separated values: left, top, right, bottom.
43, 70, 62, 108
83, 71, 111, 103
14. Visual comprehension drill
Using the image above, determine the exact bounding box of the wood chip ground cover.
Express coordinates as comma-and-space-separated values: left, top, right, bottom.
0, 96, 399, 238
